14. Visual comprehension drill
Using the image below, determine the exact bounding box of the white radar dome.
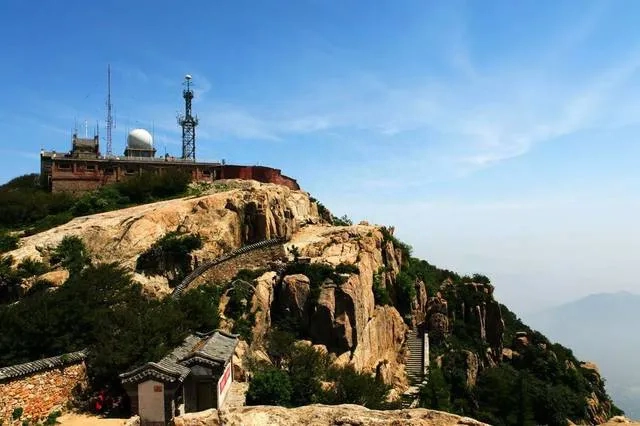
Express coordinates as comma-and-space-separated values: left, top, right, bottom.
127, 128, 153, 149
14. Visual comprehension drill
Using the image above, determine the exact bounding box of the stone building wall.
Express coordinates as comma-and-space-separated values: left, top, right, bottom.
43, 155, 300, 195
0, 362, 88, 424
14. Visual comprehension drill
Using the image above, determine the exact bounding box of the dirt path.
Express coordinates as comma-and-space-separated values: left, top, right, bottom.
57, 413, 130, 426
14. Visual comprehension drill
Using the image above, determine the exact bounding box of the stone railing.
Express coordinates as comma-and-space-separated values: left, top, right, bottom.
171, 237, 288, 299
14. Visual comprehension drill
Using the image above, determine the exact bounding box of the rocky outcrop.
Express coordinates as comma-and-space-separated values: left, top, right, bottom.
278, 274, 310, 324
5, 180, 319, 293
250, 271, 278, 346
350, 306, 408, 389
283, 225, 408, 387
174, 404, 488, 426
36, 269, 69, 287
581, 362, 614, 425
426, 293, 449, 341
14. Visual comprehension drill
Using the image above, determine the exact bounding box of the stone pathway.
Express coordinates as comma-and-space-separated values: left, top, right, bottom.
225, 380, 248, 409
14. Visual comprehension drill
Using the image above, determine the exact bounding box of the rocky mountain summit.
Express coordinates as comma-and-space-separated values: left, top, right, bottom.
1, 179, 623, 425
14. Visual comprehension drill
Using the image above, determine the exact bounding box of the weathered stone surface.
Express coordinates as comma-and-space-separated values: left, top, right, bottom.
426, 294, 449, 340
285, 225, 407, 387
0, 363, 87, 424
350, 306, 408, 389
279, 274, 311, 323
232, 340, 249, 382
36, 269, 69, 287
213, 404, 488, 426
412, 280, 428, 327
5, 180, 319, 293
174, 408, 220, 426
462, 350, 479, 388
250, 272, 277, 346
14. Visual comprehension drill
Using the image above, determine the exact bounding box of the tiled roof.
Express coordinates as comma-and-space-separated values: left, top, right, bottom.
119, 330, 239, 385
0, 349, 88, 382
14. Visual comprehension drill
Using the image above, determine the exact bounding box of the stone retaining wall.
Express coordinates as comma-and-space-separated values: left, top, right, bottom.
191, 244, 286, 288
0, 362, 88, 424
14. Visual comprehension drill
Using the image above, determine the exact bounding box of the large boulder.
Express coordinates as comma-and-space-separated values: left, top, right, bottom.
215, 404, 489, 426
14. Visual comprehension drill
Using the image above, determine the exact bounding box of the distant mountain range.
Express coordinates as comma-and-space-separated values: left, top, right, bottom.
524, 291, 640, 420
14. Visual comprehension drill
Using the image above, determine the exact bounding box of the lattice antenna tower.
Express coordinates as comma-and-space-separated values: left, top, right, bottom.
105, 64, 115, 156
177, 74, 199, 160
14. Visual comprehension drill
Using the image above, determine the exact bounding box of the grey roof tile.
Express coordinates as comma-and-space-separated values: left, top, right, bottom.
119, 330, 239, 385
0, 349, 88, 382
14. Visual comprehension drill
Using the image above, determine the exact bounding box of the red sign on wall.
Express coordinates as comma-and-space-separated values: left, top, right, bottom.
217, 362, 232, 408
153, 384, 162, 393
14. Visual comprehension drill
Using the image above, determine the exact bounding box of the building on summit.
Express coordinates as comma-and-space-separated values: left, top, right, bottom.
39, 72, 298, 194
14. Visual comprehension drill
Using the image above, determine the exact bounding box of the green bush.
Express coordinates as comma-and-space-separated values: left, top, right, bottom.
372, 269, 391, 306
136, 232, 203, 285
251, 331, 391, 409
24, 279, 54, 297
335, 263, 359, 275
395, 271, 416, 322
0, 231, 19, 253
45, 410, 61, 425
17, 258, 49, 278
419, 367, 452, 411
50, 236, 91, 275
331, 214, 353, 226
246, 367, 293, 406
0, 256, 21, 303
321, 365, 391, 409
12, 407, 23, 420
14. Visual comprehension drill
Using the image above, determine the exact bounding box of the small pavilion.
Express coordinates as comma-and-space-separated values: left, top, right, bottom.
119, 330, 238, 426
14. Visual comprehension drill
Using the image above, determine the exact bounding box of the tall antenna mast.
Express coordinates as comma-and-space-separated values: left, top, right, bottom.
106, 64, 114, 156
177, 74, 198, 160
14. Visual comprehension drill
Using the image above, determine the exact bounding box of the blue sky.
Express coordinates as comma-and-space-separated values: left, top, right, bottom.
1, 0, 639, 313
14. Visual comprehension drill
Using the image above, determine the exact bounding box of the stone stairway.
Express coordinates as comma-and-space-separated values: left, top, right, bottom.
406, 330, 424, 385
401, 330, 425, 408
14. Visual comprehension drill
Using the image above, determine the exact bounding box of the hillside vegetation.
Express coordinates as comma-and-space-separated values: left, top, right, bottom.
0, 178, 624, 425
0, 171, 191, 241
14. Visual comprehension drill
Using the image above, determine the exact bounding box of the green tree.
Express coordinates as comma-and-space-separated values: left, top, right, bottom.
322, 365, 391, 409
50, 236, 91, 275
419, 367, 452, 411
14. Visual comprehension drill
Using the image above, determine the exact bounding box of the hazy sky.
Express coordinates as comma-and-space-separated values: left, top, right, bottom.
1, 0, 639, 314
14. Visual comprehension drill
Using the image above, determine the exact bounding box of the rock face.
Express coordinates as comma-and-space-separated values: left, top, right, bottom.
5, 180, 319, 292
283, 225, 408, 388
581, 362, 615, 425
278, 274, 311, 324
175, 404, 488, 426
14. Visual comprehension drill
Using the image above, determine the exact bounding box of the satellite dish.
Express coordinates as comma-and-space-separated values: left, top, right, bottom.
185, 74, 192, 80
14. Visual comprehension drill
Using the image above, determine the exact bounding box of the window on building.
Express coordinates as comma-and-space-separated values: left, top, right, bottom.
57, 163, 71, 170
